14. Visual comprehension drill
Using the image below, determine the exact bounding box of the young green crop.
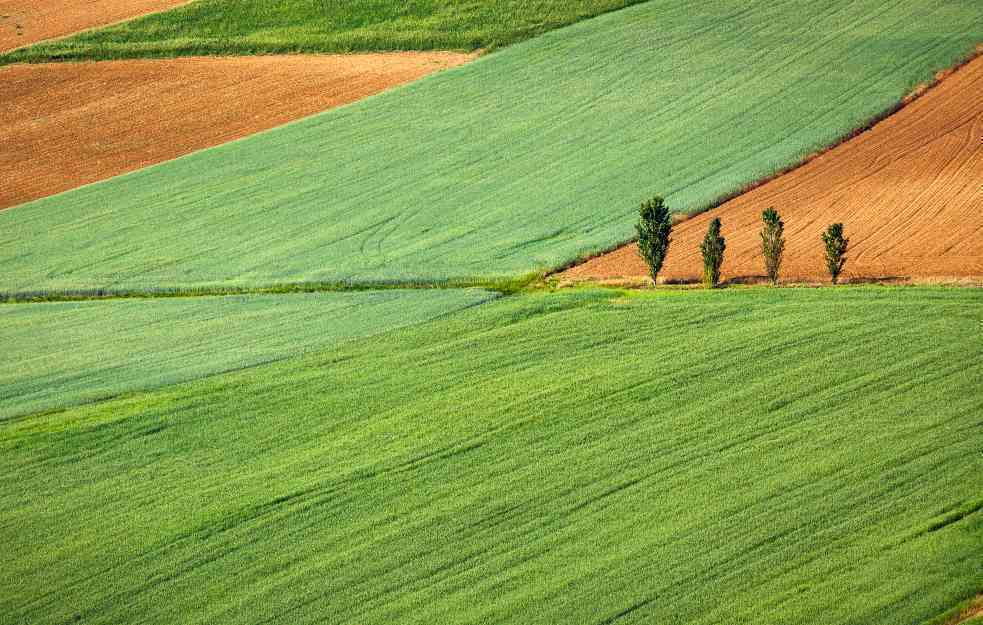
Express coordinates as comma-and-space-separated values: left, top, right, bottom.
1, 0, 980, 295
0, 289, 495, 420
2, 287, 981, 624
1, 0, 649, 61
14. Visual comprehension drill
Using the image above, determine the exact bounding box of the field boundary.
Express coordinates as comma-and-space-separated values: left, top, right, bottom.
0, 0, 195, 55
6, 274, 983, 307
927, 594, 983, 625
0, 52, 478, 210
548, 43, 983, 280
0, 273, 542, 304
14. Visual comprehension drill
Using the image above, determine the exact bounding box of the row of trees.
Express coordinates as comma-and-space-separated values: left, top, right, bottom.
636, 196, 849, 287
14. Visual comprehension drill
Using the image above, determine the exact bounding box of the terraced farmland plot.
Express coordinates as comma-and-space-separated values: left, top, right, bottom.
1, 0, 982, 295
2, 287, 981, 624
0, 289, 495, 420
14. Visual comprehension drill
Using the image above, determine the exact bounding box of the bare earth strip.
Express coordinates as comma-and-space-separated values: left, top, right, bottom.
0, 0, 190, 52
0, 53, 475, 209
561, 55, 983, 284
948, 597, 983, 625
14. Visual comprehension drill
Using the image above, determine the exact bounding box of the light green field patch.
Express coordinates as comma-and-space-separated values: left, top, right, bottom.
1, 1, 980, 295
2, 287, 980, 624
0, 289, 495, 421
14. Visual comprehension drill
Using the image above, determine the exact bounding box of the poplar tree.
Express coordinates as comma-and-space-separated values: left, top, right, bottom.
760, 208, 785, 285
701, 218, 726, 288
636, 196, 673, 285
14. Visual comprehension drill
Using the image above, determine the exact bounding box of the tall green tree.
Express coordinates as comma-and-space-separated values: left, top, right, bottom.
760, 208, 785, 285
636, 196, 673, 285
822, 223, 849, 284
701, 218, 726, 288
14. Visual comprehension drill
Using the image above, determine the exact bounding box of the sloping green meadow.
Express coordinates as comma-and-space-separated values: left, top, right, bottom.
1, 0, 649, 60
2, 1, 981, 295
2, 287, 981, 624
0, 289, 495, 420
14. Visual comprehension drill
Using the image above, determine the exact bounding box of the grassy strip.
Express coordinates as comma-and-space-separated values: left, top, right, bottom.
5, 274, 978, 306
0, 0, 650, 62
0, 288, 497, 420
1, 1, 980, 294
0, 273, 541, 304
2, 287, 981, 624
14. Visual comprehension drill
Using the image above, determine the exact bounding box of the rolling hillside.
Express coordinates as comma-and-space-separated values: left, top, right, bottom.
1, 1, 980, 295
2, 287, 981, 624
3, 1, 982, 623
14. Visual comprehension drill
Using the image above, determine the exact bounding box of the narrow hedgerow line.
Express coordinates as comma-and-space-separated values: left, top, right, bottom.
0, 273, 543, 304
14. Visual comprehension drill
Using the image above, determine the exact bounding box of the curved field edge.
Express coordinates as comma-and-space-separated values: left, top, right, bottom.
2, 286, 981, 624
1, 1, 981, 295
0, 0, 191, 53
557, 52, 983, 284
930, 596, 983, 625
0, 288, 497, 421
0, 0, 653, 63
0, 53, 476, 210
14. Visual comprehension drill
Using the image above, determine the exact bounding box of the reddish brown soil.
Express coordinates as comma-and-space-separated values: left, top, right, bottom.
949, 598, 983, 625
0, 53, 476, 209
0, 0, 190, 52
561, 55, 983, 285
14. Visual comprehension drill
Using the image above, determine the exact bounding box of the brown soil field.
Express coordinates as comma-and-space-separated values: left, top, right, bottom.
0, 52, 475, 209
0, 0, 189, 52
561, 55, 983, 285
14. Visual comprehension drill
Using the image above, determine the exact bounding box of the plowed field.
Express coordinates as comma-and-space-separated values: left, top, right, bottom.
561, 55, 983, 284
0, 0, 188, 52
0, 52, 474, 209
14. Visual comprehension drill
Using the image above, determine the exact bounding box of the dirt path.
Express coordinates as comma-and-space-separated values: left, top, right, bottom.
0, 52, 476, 210
560, 55, 983, 284
0, 0, 190, 53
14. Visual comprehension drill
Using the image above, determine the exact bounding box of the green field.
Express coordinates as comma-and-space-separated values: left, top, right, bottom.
2, 287, 981, 624
2, 0, 981, 296
1, 0, 648, 60
0, 289, 494, 420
